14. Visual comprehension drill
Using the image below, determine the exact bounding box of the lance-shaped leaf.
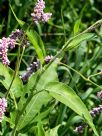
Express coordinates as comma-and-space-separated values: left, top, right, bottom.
46, 82, 99, 136
26, 30, 44, 64
66, 33, 95, 50
9, 4, 25, 27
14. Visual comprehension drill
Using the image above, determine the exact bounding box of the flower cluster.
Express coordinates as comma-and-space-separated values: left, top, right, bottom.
10, 29, 23, 40
97, 90, 102, 100
21, 59, 40, 82
74, 105, 102, 134
44, 55, 53, 64
0, 29, 27, 65
0, 36, 18, 65
31, 0, 52, 23
74, 124, 87, 134
89, 105, 102, 117
0, 98, 7, 122
21, 55, 53, 82
10, 29, 28, 47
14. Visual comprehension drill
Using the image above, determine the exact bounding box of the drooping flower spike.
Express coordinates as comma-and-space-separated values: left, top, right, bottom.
21, 55, 53, 82
21, 59, 40, 82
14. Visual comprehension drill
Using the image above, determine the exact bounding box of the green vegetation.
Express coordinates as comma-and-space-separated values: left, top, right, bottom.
0, 0, 102, 135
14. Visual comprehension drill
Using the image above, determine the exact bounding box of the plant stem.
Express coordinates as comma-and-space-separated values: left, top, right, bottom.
60, 62, 102, 89
88, 72, 101, 79
5, 46, 21, 98
5, 27, 28, 98
61, 8, 66, 42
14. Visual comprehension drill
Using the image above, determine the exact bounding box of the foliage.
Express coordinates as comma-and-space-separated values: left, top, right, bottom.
0, 0, 102, 136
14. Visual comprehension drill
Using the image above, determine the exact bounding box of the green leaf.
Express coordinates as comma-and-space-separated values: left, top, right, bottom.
18, 133, 28, 136
0, 25, 2, 33
46, 82, 99, 136
66, 33, 95, 50
34, 107, 53, 122
0, 63, 23, 97
45, 125, 60, 136
14, 0, 21, 6
32, 31, 46, 57
17, 91, 52, 130
36, 59, 59, 91
9, 4, 25, 27
73, 19, 81, 35
26, 30, 44, 64
37, 122, 45, 136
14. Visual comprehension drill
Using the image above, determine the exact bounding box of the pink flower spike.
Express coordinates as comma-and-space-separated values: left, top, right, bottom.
1, 37, 10, 65
41, 13, 52, 22
7, 38, 16, 49
31, 0, 52, 23
0, 98, 7, 122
